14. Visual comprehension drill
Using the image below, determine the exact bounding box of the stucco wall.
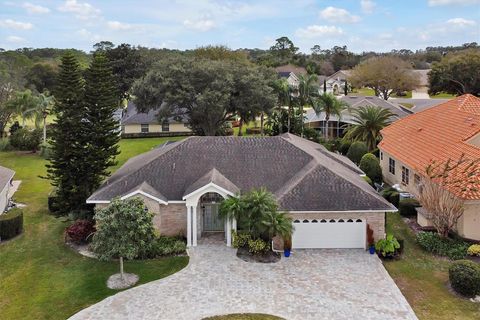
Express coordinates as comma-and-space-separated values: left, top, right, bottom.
289, 212, 385, 244
0, 183, 10, 213
457, 202, 480, 241
123, 123, 191, 134
379, 149, 417, 192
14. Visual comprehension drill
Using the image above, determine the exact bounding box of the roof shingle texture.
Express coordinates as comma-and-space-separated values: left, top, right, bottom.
379, 94, 480, 200
89, 134, 394, 212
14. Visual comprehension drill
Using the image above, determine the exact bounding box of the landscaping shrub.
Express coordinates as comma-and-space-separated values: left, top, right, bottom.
362, 175, 373, 185
39, 142, 52, 159
398, 198, 421, 217
141, 236, 187, 258
449, 260, 480, 297
247, 238, 268, 254
467, 244, 480, 257
0, 208, 23, 241
232, 231, 251, 249
303, 127, 320, 143
339, 140, 351, 155
0, 138, 12, 151
346, 141, 368, 164
9, 128, 42, 152
359, 153, 382, 183
48, 190, 62, 214
65, 219, 96, 244
381, 187, 400, 207
416, 231, 469, 260
375, 234, 400, 258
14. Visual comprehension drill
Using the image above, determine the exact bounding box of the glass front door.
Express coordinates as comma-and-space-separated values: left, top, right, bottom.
203, 204, 224, 232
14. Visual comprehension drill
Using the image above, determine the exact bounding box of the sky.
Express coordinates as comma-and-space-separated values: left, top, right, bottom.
0, 0, 479, 53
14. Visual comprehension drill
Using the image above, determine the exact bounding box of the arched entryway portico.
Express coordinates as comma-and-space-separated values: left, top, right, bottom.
183, 183, 237, 247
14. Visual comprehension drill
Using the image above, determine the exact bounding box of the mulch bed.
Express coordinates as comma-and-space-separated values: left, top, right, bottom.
236, 247, 281, 263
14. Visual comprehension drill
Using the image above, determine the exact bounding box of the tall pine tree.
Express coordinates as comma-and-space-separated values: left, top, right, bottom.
46, 52, 89, 214
84, 53, 120, 192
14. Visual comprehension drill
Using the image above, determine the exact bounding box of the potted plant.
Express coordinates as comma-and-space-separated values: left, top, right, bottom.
367, 224, 375, 254
375, 234, 400, 259
284, 237, 292, 257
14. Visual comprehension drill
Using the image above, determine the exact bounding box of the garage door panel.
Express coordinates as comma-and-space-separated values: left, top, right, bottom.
292, 219, 366, 249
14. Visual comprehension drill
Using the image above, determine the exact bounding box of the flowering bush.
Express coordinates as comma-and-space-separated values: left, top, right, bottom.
467, 244, 480, 257
247, 238, 268, 254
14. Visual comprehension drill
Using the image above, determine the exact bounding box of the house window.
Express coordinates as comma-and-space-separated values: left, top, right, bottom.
402, 166, 410, 185
389, 158, 395, 174
380, 151, 383, 160
414, 174, 421, 187
141, 124, 149, 133
162, 120, 169, 132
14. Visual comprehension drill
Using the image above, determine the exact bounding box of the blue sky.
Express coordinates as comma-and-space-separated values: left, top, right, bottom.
0, 0, 479, 53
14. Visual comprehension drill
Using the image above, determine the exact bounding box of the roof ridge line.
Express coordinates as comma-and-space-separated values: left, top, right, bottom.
274, 159, 318, 201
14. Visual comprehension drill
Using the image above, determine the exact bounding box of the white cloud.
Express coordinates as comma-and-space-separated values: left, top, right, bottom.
360, 0, 376, 14
319, 7, 360, 23
58, 0, 100, 20
23, 2, 50, 14
183, 19, 216, 31
76, 28, 101, 41
0, 19, 33, 30
296, 25, 344, 38
6, 35, 26, 43
428, 0, 480, 5
107, 21, 132, 31
446, 17, 477, 27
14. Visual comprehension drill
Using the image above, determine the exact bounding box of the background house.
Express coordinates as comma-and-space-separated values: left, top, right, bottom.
0, 166, 15, 213
379, 94, 480, 241
306, 95, 413, 138
120, 102, 192, 138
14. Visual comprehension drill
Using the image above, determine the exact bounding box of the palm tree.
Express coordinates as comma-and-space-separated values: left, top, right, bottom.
23, 92, 55, 144
7, 90, 38, 126
311, 93, 349, 140
296, 74, 318, 137
261, 210, 294, 242
344, 105, 394, 151
272, 78, 293, 133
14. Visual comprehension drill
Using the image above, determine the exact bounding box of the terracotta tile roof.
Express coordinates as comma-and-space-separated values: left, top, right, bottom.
379, 94, 480, 200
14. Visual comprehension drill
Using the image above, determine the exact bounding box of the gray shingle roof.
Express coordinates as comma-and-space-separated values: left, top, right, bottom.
340, 96, 413, 119
88, 134, 394, 212
0, 165, 14, 191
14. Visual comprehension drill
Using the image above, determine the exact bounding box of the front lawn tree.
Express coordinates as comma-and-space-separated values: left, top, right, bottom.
349, 56, 420, 100
413, 156, 480, 238
92, 197, 156, 283
312, 93, 348, 140
429, 49, 480, 96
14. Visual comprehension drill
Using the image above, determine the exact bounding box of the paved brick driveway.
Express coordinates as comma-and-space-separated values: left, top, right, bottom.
70, 243, 417, 320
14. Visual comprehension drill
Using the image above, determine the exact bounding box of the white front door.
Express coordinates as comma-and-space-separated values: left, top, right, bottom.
292, 218, 366, 249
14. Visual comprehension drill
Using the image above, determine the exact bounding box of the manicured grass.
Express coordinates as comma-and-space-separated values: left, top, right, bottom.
384, 213, 480, 320
0, 136, 190, 320
350, 87, 375, 96
204, 314, 283, 320
391, 91, 412, 98
399, 103, 414, 109
430, 92, 456, 99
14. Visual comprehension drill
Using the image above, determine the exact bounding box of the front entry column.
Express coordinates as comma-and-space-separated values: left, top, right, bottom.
192, 205, 198, 246
226, 218, 232, 247
186, 205, 192, 247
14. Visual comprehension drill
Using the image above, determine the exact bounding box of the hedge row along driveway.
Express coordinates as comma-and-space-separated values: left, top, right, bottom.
0, 137, 188, 320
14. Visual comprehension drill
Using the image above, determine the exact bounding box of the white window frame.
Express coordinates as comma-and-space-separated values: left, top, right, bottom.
141, 123, 149, 133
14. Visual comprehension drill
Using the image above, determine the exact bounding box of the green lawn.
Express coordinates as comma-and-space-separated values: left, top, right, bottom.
232, 121, 261, 136
0, 137, 189, 320
430, 92, 456, 99
350, 87, 375, 96
384, 213, 480, 320
204, 314, 283, 320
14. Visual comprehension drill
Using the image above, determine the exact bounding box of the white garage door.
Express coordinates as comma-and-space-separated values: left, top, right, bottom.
292, 218, 366, 249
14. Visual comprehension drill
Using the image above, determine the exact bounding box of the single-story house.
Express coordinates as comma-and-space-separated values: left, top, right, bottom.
379, 94, 480, 241
306, 95, 413, 138
120, 102, 192, 138
0, 166, 15, 213
87, 133, 395, 249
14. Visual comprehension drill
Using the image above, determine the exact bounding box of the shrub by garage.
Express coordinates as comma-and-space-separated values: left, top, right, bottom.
65, 219, 96, 244
449, 260, 480, 297
398, 198, 421, 217
0, 208, 23, 241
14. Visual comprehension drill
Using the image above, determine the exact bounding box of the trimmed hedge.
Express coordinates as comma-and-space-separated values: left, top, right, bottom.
398, 198, 421, 217
346, 141, 368, 164
0, 208, 23, 241
359, 153, 382, 183
381, 187, 400, 207
449, 260, 480, 297
416, 231, 469, 260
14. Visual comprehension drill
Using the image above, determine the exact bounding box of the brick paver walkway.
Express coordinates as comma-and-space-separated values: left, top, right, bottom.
70, 243, 417, 320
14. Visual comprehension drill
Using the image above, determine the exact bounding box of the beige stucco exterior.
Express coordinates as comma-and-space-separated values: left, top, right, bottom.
123, 122, 191, 134
379, 147, 480, 241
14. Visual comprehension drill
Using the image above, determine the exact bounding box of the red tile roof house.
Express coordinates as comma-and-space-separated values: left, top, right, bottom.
379, 94, 480, 241
88, 133, 396, 249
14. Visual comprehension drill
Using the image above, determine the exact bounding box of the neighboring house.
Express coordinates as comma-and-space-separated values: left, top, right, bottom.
120, 102, 192, 138
410, 69, 430, 99
318, 70, 352, 95
0, 166, 15, 213
88, 134, 395, 249
306, 95, 413, 138
379, 94, 480, 241
275, 64, 307, 87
